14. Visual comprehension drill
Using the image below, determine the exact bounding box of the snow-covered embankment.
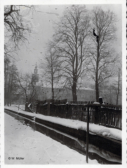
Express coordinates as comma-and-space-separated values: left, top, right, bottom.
5, 106, 121, 142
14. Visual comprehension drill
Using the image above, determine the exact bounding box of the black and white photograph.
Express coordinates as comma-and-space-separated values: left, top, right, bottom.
3, 0, 125, 165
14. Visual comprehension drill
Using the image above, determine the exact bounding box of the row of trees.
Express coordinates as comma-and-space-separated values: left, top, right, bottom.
42, 5, 121, 102
4, 59, 37, 106
4, 5, 121, 106
4, 58, 18, 105
4, 5, 37, 106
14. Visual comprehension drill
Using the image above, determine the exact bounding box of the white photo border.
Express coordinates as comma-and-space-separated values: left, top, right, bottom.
0, 0, 126, 167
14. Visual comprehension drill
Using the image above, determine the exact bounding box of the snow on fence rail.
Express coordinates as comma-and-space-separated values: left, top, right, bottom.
36, 100, 122, 130
4, 106, 122, 142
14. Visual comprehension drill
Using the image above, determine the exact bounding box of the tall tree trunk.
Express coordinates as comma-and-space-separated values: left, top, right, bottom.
52, 83, 54, 101
72, 76, 77, 102
116, 92, 118, 105
51, 72, 54, 101
110, 86, 112, 104
116, 69, 120, 105
5, 62, 8, 105
95, 43, 99, 102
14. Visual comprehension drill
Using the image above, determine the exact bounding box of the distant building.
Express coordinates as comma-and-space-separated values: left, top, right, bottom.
31, 65, 96, 101
31, 66, 121, 105
36, 86, 95, 102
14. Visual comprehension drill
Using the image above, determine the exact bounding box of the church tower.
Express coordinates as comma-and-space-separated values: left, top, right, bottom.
34, 64, 38, 74
32, 63, 39, 85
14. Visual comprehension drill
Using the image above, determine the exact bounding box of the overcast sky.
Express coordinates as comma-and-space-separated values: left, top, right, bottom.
13, 4, 122, 74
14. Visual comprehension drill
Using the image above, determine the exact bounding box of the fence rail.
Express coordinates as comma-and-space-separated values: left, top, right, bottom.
35, 100, 122, 130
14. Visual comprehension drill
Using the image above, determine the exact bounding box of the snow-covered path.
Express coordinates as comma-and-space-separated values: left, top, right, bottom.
5, 113, 98, 164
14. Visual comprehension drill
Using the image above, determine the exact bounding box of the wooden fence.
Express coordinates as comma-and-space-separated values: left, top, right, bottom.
35, 100, 122, 130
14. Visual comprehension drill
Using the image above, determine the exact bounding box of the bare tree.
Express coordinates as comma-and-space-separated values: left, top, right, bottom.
4, 5, 34, 49
18, 73, 37, 110
4, 62, 19, 106
52, 5, 90, 101
4, 5, 36, 107
112, 67, 122, 105
42, 42, 62, 100
89, 7, 117, 101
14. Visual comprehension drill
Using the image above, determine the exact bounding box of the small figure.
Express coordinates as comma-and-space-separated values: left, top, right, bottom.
93, 29, 99, 43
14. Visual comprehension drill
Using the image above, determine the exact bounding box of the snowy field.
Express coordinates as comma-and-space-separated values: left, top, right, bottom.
5, 105, 122, 142
5, 113, 98, 164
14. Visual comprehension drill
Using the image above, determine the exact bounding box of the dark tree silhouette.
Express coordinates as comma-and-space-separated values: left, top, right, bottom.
52, 5, 90, 102
4, 5, 34, 49
89, 7, 117, 102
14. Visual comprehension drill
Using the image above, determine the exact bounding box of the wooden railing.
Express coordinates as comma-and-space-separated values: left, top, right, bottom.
35, 100, 122, 130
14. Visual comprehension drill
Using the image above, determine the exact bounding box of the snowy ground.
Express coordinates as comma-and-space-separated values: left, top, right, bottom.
5, 105, 122, 141
5, 113, 98, 164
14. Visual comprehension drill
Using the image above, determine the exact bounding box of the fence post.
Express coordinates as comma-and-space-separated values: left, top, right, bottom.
86, 106, 89, 163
